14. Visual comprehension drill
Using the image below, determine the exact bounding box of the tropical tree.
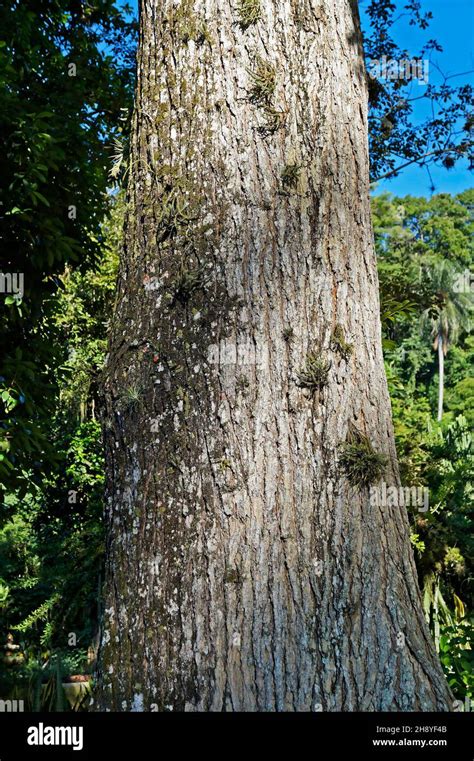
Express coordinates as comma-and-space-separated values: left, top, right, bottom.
422, 261, 471, 421
95, 0, 452, 711
373, 193, 473, 702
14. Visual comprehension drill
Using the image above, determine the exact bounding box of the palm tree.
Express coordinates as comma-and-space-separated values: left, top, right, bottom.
422, 261, 471, 421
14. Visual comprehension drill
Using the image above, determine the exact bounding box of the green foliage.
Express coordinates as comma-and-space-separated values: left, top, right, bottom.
0, 0, 136, 494
0, 581, 10, 610
447, 376, 474, 428
0, 193, 124, 703
421, 260, 471, 354
12, 594, 61, 636
439, 620, 474, 700
373, 191, 473, 698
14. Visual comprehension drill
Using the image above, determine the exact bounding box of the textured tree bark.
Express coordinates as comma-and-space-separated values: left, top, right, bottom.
96, 0, 452, 711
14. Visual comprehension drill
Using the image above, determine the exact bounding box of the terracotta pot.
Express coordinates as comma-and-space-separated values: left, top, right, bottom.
61, 678, 91, 710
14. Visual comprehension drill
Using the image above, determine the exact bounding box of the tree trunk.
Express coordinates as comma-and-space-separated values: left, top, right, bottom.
437, 332, 444, 422
96, 0, 452, 711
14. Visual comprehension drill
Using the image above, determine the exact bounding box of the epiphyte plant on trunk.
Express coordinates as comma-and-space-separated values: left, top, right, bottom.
237, 0, 261, 30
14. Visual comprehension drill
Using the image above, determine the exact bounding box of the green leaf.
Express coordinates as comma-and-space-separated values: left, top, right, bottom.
31, 190, 51, 207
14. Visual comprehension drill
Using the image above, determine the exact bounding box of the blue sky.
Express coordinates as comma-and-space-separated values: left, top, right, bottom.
360, 0, 474, 197
124, 0, 473, 197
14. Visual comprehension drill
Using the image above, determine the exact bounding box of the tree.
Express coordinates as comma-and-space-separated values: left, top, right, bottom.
0, 194, 124, 707
422, 261, 471, 421
95, 0, 452, 711
0, 0, 136, 493
363, 1, 474, 184
372, 192, 473, 703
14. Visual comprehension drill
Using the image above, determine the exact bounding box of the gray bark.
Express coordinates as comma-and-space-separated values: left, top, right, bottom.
95, 0, 452, 712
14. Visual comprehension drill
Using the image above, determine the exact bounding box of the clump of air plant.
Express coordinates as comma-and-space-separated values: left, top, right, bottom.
247, 56, 286, 137
198, 23, 213, 45
156, 185, 199, 243
236, 374, 250, 393
122, 384, 143, 411
173, 263, 209, 304
331, 324, 353, 361
237, 0, 261, 30
258, 105, 286, 136
338, 427, 388, 488
281, 163, 300, 191
248, 56, 276, 106
296, 354, 331, 392
224, 568, 243, 584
